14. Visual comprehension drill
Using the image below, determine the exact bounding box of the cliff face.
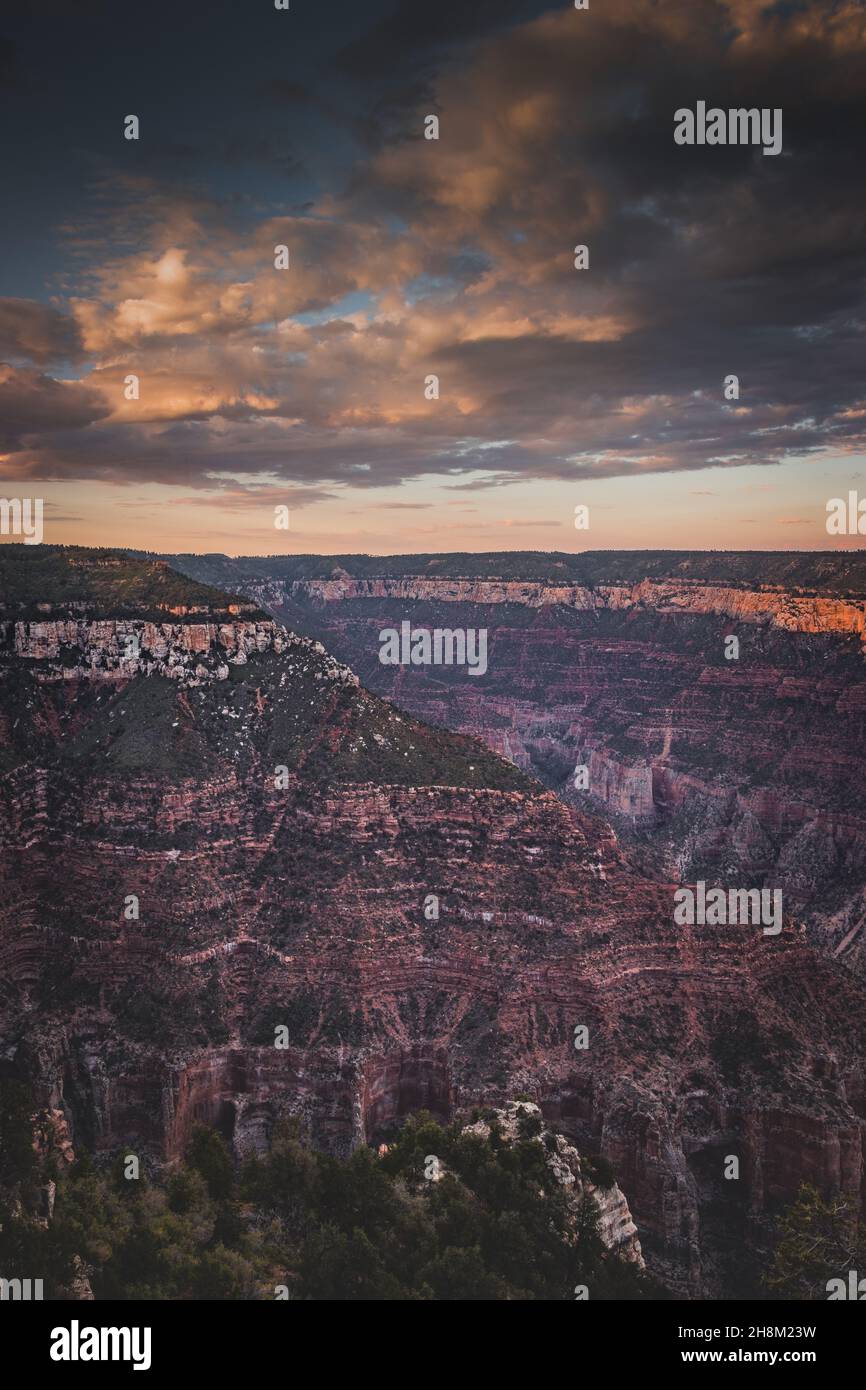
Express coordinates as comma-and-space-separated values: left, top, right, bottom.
4, 547, 866, 1300
0, 612, 365, 691
4, 616, 282, 677
461, 1101, 645, 1269
212, 560, 866, 981
286, 575, 866, 647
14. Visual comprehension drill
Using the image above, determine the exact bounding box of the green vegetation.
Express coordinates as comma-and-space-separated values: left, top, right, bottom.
0, 545, 266, 618
0, 1081, 37, 1190
48, 638, 530, 791
709, 1010, 793, 1086
0, 1102, 660, 1301
163, 549, 866, 598
765, 1183, 866, 1300
200, 646, 529, 791
61, 675, 214, 779
582, 1154, 617, 1190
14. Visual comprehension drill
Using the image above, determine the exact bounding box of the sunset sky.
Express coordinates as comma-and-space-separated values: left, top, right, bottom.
1, 0, 865, 555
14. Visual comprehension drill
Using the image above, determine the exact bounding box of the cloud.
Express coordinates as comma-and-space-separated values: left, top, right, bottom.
4, 0, 866, 503
168, 485, 335, 511
0, 365, 109, 455
0, 299, 84, 365
334, 0, 544, 81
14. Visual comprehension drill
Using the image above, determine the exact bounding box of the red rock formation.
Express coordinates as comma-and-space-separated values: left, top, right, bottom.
3, 548, 866, 1299
239, 562, 866, 979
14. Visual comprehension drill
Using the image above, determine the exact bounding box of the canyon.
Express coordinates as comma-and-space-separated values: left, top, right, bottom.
169, 551, 866, 982
2, 546, 866, 1299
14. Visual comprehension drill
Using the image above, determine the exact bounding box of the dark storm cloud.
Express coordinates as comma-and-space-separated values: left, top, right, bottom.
5, 409, 550, 489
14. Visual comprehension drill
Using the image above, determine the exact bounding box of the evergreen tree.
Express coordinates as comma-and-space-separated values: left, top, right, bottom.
765, 1183, 866, 1300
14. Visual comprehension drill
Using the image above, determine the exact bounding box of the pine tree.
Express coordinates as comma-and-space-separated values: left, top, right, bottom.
765, 1183, 866, 1300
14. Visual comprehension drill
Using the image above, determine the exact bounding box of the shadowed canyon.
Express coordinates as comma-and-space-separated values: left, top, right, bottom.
3, 546, 866, 1298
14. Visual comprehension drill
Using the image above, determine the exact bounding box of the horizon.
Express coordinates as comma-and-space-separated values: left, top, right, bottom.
5, 540, 866, 561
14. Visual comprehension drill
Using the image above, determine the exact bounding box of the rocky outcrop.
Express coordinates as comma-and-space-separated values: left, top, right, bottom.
0, 616, 360, 689
462, 1101, 644, 1267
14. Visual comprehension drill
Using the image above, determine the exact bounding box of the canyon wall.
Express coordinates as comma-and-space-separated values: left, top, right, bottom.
4, 548, 866, 1299
286, 575, 866, 647
221, 563, 866, 981
5, 681, 866, 1295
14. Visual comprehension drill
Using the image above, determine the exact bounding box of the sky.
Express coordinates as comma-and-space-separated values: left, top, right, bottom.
1, 0, 865, 556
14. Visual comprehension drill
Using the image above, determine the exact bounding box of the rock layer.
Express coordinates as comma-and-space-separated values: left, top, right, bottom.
3, 548, 866, 1299
203, 557, 866, 980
